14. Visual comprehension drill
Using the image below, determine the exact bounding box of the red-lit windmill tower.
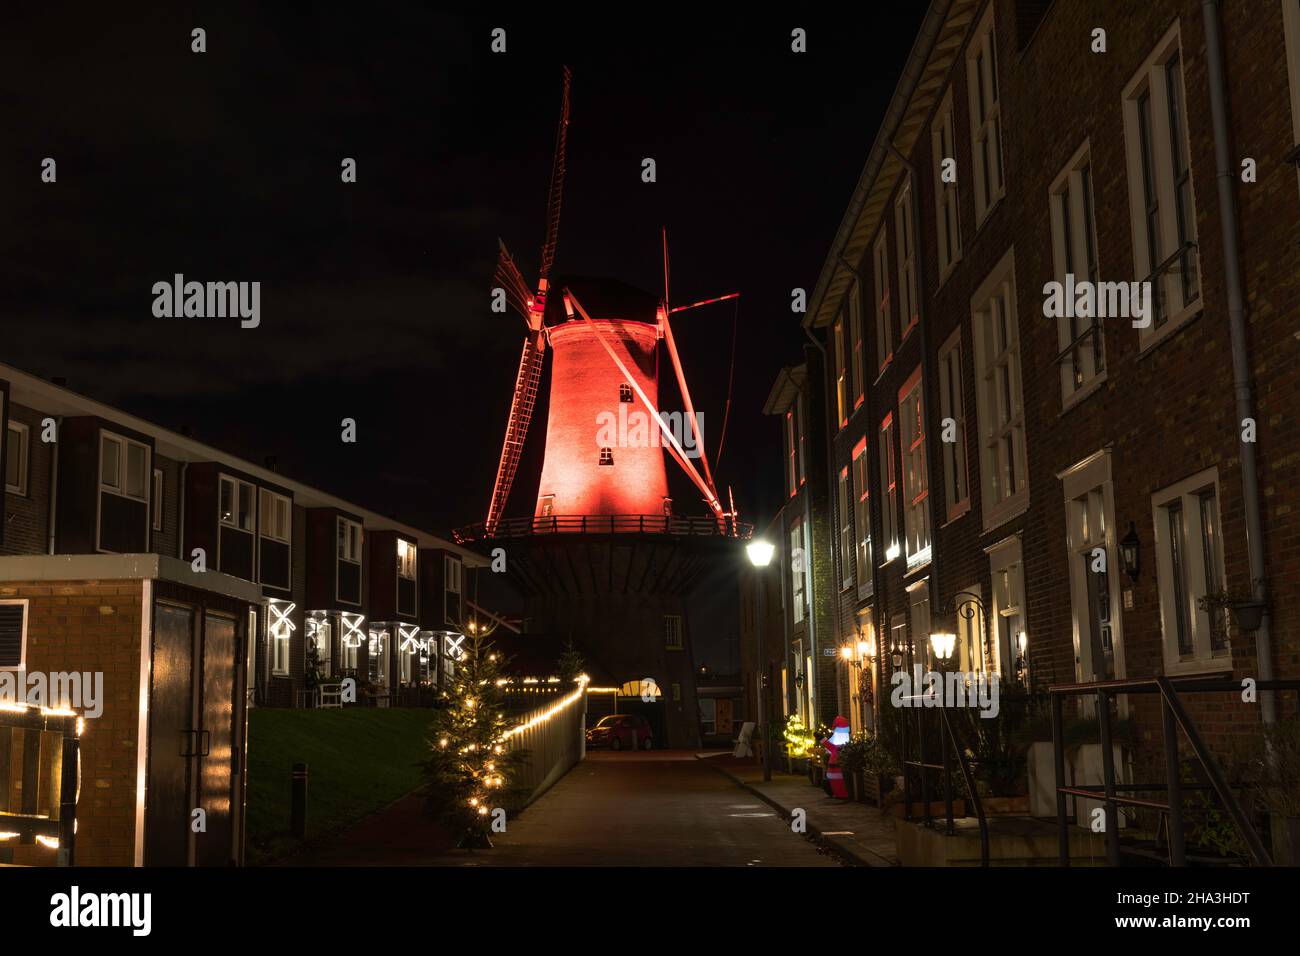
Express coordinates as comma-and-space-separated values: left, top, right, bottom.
455, 69, 751, 748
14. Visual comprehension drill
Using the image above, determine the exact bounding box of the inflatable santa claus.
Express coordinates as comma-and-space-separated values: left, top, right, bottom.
821, 716, 851, 799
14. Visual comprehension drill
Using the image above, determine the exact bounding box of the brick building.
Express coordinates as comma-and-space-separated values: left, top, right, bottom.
787, 0, 1300, 769
0, 363, 484, 864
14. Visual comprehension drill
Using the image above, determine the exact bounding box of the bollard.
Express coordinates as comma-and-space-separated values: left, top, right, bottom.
290, 762, 309, 838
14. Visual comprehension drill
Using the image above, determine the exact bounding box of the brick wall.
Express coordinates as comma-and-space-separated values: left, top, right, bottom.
814, 0, 1299, 763
1, 579, 143, 867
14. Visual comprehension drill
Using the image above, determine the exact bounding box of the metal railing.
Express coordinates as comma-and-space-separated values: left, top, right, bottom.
0, 705, 80, 866
1049, 675, 1300, 867
901, 703, 990, 867
455, 513, 753, 543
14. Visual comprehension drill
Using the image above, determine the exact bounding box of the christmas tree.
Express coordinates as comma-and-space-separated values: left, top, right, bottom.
423, 629, 528, 848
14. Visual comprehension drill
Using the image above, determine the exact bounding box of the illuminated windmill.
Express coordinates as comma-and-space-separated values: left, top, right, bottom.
483, 70, 738, 534
462, 69, 749, 750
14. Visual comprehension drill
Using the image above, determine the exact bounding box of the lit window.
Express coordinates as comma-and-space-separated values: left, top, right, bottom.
971, 250, 1027, 531
598, 447, 614, 466
397, 539, 417, 580
1153, 470, 1230, 674
1122, 24, 1201, 344
619, 383, 633, 403
219, 475, 255, 531
988, 537, 1026, 679
259, 489, 291, 543
898, 368, 930, 568
1049, 142, 1105, 399
931, 88, 962, 278
337, 517, 362, 563
6, 421, 30, 496
101, 432, 150, 502
967, 3, 1005, 225
784, 410, 797, 497
937, 329, 969, 520
834, 316, 848, 428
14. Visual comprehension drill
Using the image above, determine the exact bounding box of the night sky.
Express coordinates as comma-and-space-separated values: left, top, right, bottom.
2, 3, 925, 549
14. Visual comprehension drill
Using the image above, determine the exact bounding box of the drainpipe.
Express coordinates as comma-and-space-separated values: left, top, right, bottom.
178, 462, 188, 559
885, 142, 944, 676
1202, 0, 1274, 726
803, 325, 844, 724
46, 416, 62, 553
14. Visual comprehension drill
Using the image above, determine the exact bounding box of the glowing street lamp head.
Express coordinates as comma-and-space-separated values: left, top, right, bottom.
746, 540, 775, 568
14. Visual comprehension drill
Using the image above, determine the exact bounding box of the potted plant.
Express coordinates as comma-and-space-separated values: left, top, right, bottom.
838, 733, 872, 802
1233, 717, 1300, 864
1198, 585, 1267, 637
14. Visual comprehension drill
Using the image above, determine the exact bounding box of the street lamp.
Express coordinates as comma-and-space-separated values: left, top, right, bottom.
746, 539, 775, 782
929, 631, 957, 664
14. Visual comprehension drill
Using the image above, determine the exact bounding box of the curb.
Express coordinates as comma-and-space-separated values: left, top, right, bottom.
700, 757, 897, 868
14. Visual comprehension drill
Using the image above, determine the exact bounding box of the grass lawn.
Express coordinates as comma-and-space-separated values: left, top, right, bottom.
245, 707, 434, 865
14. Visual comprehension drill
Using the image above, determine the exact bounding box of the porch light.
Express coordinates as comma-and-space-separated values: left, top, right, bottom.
857, 639, 873, 660
929, 631, 957, 662
1120, 522, 1141, 583
840, 646, 853, 661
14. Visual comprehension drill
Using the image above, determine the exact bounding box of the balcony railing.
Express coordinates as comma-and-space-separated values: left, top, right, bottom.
455, 514, 753, 543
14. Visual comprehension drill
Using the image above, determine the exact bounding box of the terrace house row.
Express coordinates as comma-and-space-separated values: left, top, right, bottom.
782, 0, 1300, 764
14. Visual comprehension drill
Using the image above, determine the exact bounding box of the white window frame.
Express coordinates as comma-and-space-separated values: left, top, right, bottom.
838, 466, 854, 591
852, 438, 872, 595
1152, 467, 1231, 676
784, 410, 797, 497
101, 431, 150, 503
931, 87, 962, 280
937, 328, 970, 522
1122, 21, 1202, 349
833, 315, 848, 429
894, 178, 919, 341
790, 521, 806, 625
986, 536, 1026, 680
879, 414, 900, 563
259, 488, 291, 544
971, 248, 1028, 531
907, 579, 931, 669
397, 538, 417, 580
1060, 450, 1127, 688
848, 280, 865, 411
0, 598, 29, 671
898, 368, 930, 570
966, 2, 1005, 226
219, 474, 255, 532
337, 516, 362, 563
444, 555, 462, 593
955, 584, 988, 674
665, 613, 684, 650
151, 468, 163, 531
1285, 0, 1300, 198
872, 226, 893, 373
1049, 140, 1107, 404
6, 420, 30, 497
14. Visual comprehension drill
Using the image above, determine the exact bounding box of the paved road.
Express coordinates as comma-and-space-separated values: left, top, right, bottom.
428, 751, 842, 867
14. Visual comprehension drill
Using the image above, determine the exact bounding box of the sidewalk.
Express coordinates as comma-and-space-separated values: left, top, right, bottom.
698, 753, 900, 866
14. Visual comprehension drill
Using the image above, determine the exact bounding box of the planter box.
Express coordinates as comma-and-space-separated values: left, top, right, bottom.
889, 799, 966, 819
981, 795, 1031, 815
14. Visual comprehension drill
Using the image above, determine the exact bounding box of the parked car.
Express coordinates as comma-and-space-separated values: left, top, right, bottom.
587, 714, 654, 751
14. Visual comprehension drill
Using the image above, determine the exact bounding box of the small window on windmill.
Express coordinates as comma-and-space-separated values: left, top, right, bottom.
599, 447, 614, 466
539, 495, 555, 517
662, 497, 673, 517
619, 383, 633, 403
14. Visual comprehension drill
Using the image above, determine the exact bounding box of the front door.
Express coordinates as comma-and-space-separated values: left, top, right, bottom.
145, 603, 197, 866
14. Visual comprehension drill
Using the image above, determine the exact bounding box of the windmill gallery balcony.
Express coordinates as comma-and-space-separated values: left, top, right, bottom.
453, 513, 752, 543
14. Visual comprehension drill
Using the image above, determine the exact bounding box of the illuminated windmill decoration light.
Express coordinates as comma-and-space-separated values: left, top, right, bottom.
480, 68, 742, 538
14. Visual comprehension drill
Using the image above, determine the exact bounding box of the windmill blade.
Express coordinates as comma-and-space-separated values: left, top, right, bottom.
494, 240, 535, 324
485, 330, 547, 532
537, 66, 572, 284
